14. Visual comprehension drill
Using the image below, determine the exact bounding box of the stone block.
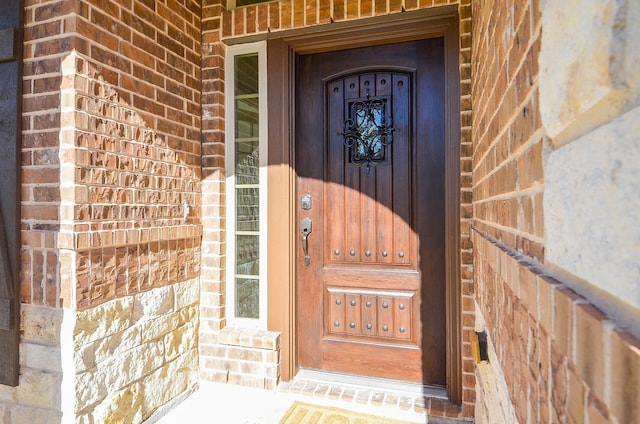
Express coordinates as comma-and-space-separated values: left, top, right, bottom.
164, 323, 196, 362
92, 325, 142, 368
178, 305, 198, 325
103, 340, 165, 390
21, 342, 62, 372
88, 382, 143, 424
20, 305, 62, 345
141, 351, 197, 419
173, 278, 199, 309
539, 0, 640, 146
545, 106, 640, 311
9, 405, 62, 424
74, 297, 134, 347
132, 286, 174, 323
16, 368, 61, 409
0, 403, 7, 424
139, 312, 180, 343
472, 330, 518, 424
75, 370, 108, 413
0, 383, 16, 402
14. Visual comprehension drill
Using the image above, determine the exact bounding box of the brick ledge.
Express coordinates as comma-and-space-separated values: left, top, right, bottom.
219, 326, 280, 351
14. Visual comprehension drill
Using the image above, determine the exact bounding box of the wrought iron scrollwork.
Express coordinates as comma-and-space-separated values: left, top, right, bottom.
341, 90, 394, 173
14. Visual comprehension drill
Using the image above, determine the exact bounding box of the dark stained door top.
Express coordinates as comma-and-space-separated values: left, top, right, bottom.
296, 38, 447, 385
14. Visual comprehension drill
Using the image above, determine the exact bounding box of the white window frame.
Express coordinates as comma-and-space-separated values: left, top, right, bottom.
225, 41, 268, 329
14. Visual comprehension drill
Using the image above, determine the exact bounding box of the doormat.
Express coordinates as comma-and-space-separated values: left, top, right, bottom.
279, 401, 415, 424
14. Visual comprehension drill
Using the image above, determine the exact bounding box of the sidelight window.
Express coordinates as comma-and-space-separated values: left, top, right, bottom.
225, 43, 267, 328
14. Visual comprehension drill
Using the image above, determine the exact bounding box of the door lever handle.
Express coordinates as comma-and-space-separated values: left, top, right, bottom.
301, 217, 312, 266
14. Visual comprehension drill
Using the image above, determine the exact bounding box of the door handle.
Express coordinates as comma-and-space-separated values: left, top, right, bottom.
301, 217, 312, 266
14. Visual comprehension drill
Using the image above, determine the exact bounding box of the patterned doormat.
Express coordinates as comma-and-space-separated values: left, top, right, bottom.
279, 401, 416, 424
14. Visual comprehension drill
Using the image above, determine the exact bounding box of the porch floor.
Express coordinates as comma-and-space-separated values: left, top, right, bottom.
152, 373, 470, 423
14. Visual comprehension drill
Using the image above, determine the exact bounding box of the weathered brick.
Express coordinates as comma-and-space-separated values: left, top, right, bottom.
574, 303, 608, 401
609, 329, 640, 424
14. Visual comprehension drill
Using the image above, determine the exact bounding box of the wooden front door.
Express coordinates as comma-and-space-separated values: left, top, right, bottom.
295, 38, 447, 386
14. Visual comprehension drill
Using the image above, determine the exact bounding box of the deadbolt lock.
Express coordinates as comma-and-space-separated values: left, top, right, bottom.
301, 194, 312, 210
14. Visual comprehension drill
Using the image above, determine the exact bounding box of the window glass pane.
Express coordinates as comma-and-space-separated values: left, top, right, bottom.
236, 234, 259, 275
236, 188, 259, 231
235, 138, 259, 184
231, 50, 261, 323
235, 278, 259, 318
235, 55, 259, 95
235, 97, 259, 138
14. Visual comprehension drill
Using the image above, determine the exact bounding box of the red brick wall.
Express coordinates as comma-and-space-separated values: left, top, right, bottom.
221, 0, 462, 37
21, 0, 73, 307
15, 1, 204, 421
458, 0, 474, 415
472, 1, 640, 422
22, 0, 203, 309
200, 0, 227, 339
471, 0, 543, 259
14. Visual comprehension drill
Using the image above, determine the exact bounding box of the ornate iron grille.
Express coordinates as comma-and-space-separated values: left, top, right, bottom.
341, 91, 394, 173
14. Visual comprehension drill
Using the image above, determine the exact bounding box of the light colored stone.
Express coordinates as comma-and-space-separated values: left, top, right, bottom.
75, 413, 90, 424
545, 105, 640, 312
60, 308, 77, 423
73, 341, 96, 374
92, 325, 142, 367
141, 349, 198, 419
9, 405, 62, 424
100, 340, 165, 392
75, 324, 144, 374
20, 305, 62, 345
179, 305, 198, 326
174, 279, 199, 309
74, 297, 134, 347
165, 323, 197, 362
474, 308, 518, 424
68, 283, 200, 421
0, 403, 7, 424
88, 382, 143, 424
539, 0, 640, 147
22, 343, 62, 372
132, 286, 174, 323
16, 368, 61, 409
0, 384, 16, 402
75, 370, 108, 413
139, 311, 181, 343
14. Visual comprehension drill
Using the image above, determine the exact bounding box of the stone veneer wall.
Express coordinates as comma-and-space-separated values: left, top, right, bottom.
472, 0, 640, 423
0, 305, 64, 422
0, 1, 203, 422
200, 0, 475, 417
71, 279, 200, 422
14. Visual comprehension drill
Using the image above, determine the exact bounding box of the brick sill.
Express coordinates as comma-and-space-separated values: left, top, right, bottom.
219, 326, 280, 351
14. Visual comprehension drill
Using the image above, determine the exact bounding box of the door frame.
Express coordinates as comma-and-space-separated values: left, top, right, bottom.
259, 8, 461, 403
